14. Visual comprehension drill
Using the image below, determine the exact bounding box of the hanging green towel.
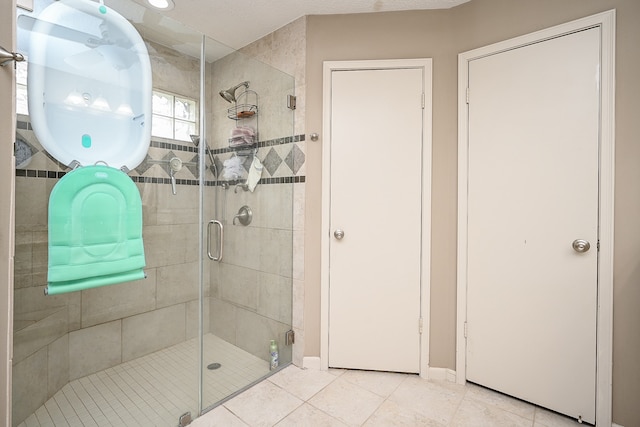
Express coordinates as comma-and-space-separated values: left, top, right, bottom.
47, 165, 146, 295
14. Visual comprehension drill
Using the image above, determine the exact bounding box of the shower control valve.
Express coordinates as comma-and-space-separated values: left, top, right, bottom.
233, 205, 253, 226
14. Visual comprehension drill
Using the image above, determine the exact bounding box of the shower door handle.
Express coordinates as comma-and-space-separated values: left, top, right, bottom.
207, 220, 223, 261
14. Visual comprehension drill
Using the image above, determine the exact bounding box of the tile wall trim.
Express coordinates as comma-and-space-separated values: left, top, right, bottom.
14, 126, 307, 186
15, 168, 306, 186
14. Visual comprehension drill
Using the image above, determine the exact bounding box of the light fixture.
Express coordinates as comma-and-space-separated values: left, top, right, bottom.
147, 0, 174, 10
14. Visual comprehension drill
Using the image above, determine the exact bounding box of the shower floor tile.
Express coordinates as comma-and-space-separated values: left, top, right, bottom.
17, 334, 270, 427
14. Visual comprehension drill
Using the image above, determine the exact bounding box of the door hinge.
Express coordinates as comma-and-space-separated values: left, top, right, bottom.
421, 92, 425, 109
287, 94, 297, 110
285, 329, 295, 346
466, 87, 470, 104
419, 317, 424, 334
464, 321, 468, 338
597, 240, 600, 251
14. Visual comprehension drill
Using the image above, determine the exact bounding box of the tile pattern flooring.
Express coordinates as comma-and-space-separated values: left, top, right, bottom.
192, 366, 586, 427
17, 334, 269, 427
18, 338, 586, 427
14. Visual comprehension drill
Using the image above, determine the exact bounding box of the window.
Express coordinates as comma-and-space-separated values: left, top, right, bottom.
15, 67, 199, 142
152, 90, 198, 142
16, 60, 29, 115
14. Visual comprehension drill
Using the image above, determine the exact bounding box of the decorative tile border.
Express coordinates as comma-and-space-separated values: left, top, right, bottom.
15, 168, 306, 186
15, 118, 306, 186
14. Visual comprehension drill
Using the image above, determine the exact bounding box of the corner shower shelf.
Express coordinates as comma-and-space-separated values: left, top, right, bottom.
230, 146, 258, 157
226, 88, 259, 121
226, 88, 259, 155
226, 103, 258, 121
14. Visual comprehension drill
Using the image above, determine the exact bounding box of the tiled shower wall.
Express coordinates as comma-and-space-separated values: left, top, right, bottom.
236, 17, 307, 368
13, 120, 209, 426
206, 22, 304, 367
12, 28, 305, 425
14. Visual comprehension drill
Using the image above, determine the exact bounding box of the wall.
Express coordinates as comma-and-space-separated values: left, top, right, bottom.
304, 6, 457, 366
303, 1, 640, 425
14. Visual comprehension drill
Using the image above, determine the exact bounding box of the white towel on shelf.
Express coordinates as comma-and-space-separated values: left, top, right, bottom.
247, 156, 263, 192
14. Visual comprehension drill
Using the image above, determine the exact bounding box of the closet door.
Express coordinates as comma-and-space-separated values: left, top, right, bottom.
328, 66, 424, 373
465, 27, 600, 423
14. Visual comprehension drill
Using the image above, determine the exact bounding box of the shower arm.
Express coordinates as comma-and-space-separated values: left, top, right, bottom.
189, 135, 218, 177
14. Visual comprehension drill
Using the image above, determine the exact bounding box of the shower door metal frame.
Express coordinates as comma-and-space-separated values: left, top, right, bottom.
197, 34, 206, 416
1, 0, 17, 423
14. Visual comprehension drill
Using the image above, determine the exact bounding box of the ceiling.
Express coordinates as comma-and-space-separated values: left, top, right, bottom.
123, 0, 471, 50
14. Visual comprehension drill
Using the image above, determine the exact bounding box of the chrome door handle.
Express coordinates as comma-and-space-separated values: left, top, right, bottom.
572, 239, 590, 253
207, 220, 223, 261
0, 45, 24, 66
334, 229, 344, 240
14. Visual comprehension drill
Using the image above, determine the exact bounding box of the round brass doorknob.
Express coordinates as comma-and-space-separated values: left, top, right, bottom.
572, 239, 590, 253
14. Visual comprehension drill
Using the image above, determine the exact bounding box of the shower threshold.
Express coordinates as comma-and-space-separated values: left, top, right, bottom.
17, 334, 270, 427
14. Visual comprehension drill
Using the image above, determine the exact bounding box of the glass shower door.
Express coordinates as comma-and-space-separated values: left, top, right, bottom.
12, 1, 205, 425
11, 0, 295, 424
201, 36, 295, 412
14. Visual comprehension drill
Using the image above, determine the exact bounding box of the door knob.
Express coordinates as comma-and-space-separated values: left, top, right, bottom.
334, 229, 345, 240
572, 239, 590, 253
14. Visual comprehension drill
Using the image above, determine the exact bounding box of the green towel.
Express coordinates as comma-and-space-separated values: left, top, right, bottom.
47, 165, 146, 295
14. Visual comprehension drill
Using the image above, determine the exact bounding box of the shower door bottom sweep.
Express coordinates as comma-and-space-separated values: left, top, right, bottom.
17, 334, 269, 427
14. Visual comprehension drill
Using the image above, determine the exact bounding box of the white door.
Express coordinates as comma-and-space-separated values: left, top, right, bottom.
327, 67, 424, 373
465, 28, 599, 423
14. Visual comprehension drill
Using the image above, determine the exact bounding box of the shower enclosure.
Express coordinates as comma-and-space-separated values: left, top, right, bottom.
12, 0, 297, 425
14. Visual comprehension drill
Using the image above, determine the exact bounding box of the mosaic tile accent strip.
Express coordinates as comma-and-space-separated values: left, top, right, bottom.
14, 121, 306, 187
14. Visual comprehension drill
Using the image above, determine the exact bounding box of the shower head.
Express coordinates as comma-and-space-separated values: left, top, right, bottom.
189, 134, 200, 146
219, 81, 249, 103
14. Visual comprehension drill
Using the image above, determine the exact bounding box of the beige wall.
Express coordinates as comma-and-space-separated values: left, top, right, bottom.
305, 7, 458, 367
303, 1, 640, 425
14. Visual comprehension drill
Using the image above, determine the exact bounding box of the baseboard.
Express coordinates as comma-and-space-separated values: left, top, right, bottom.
427, 367, 457, 383
303, 356, 321, 370
612, 423, 623, 427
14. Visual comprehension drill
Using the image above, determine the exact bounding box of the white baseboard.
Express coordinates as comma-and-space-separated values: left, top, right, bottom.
612, 423, 623, 427
303, 356, 321, 370
427, 367, 457, 383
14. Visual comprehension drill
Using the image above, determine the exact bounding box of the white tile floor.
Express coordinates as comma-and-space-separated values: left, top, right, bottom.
18, 343, 588, 427
192, 366, 588, 427
17, 334, 270, 427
